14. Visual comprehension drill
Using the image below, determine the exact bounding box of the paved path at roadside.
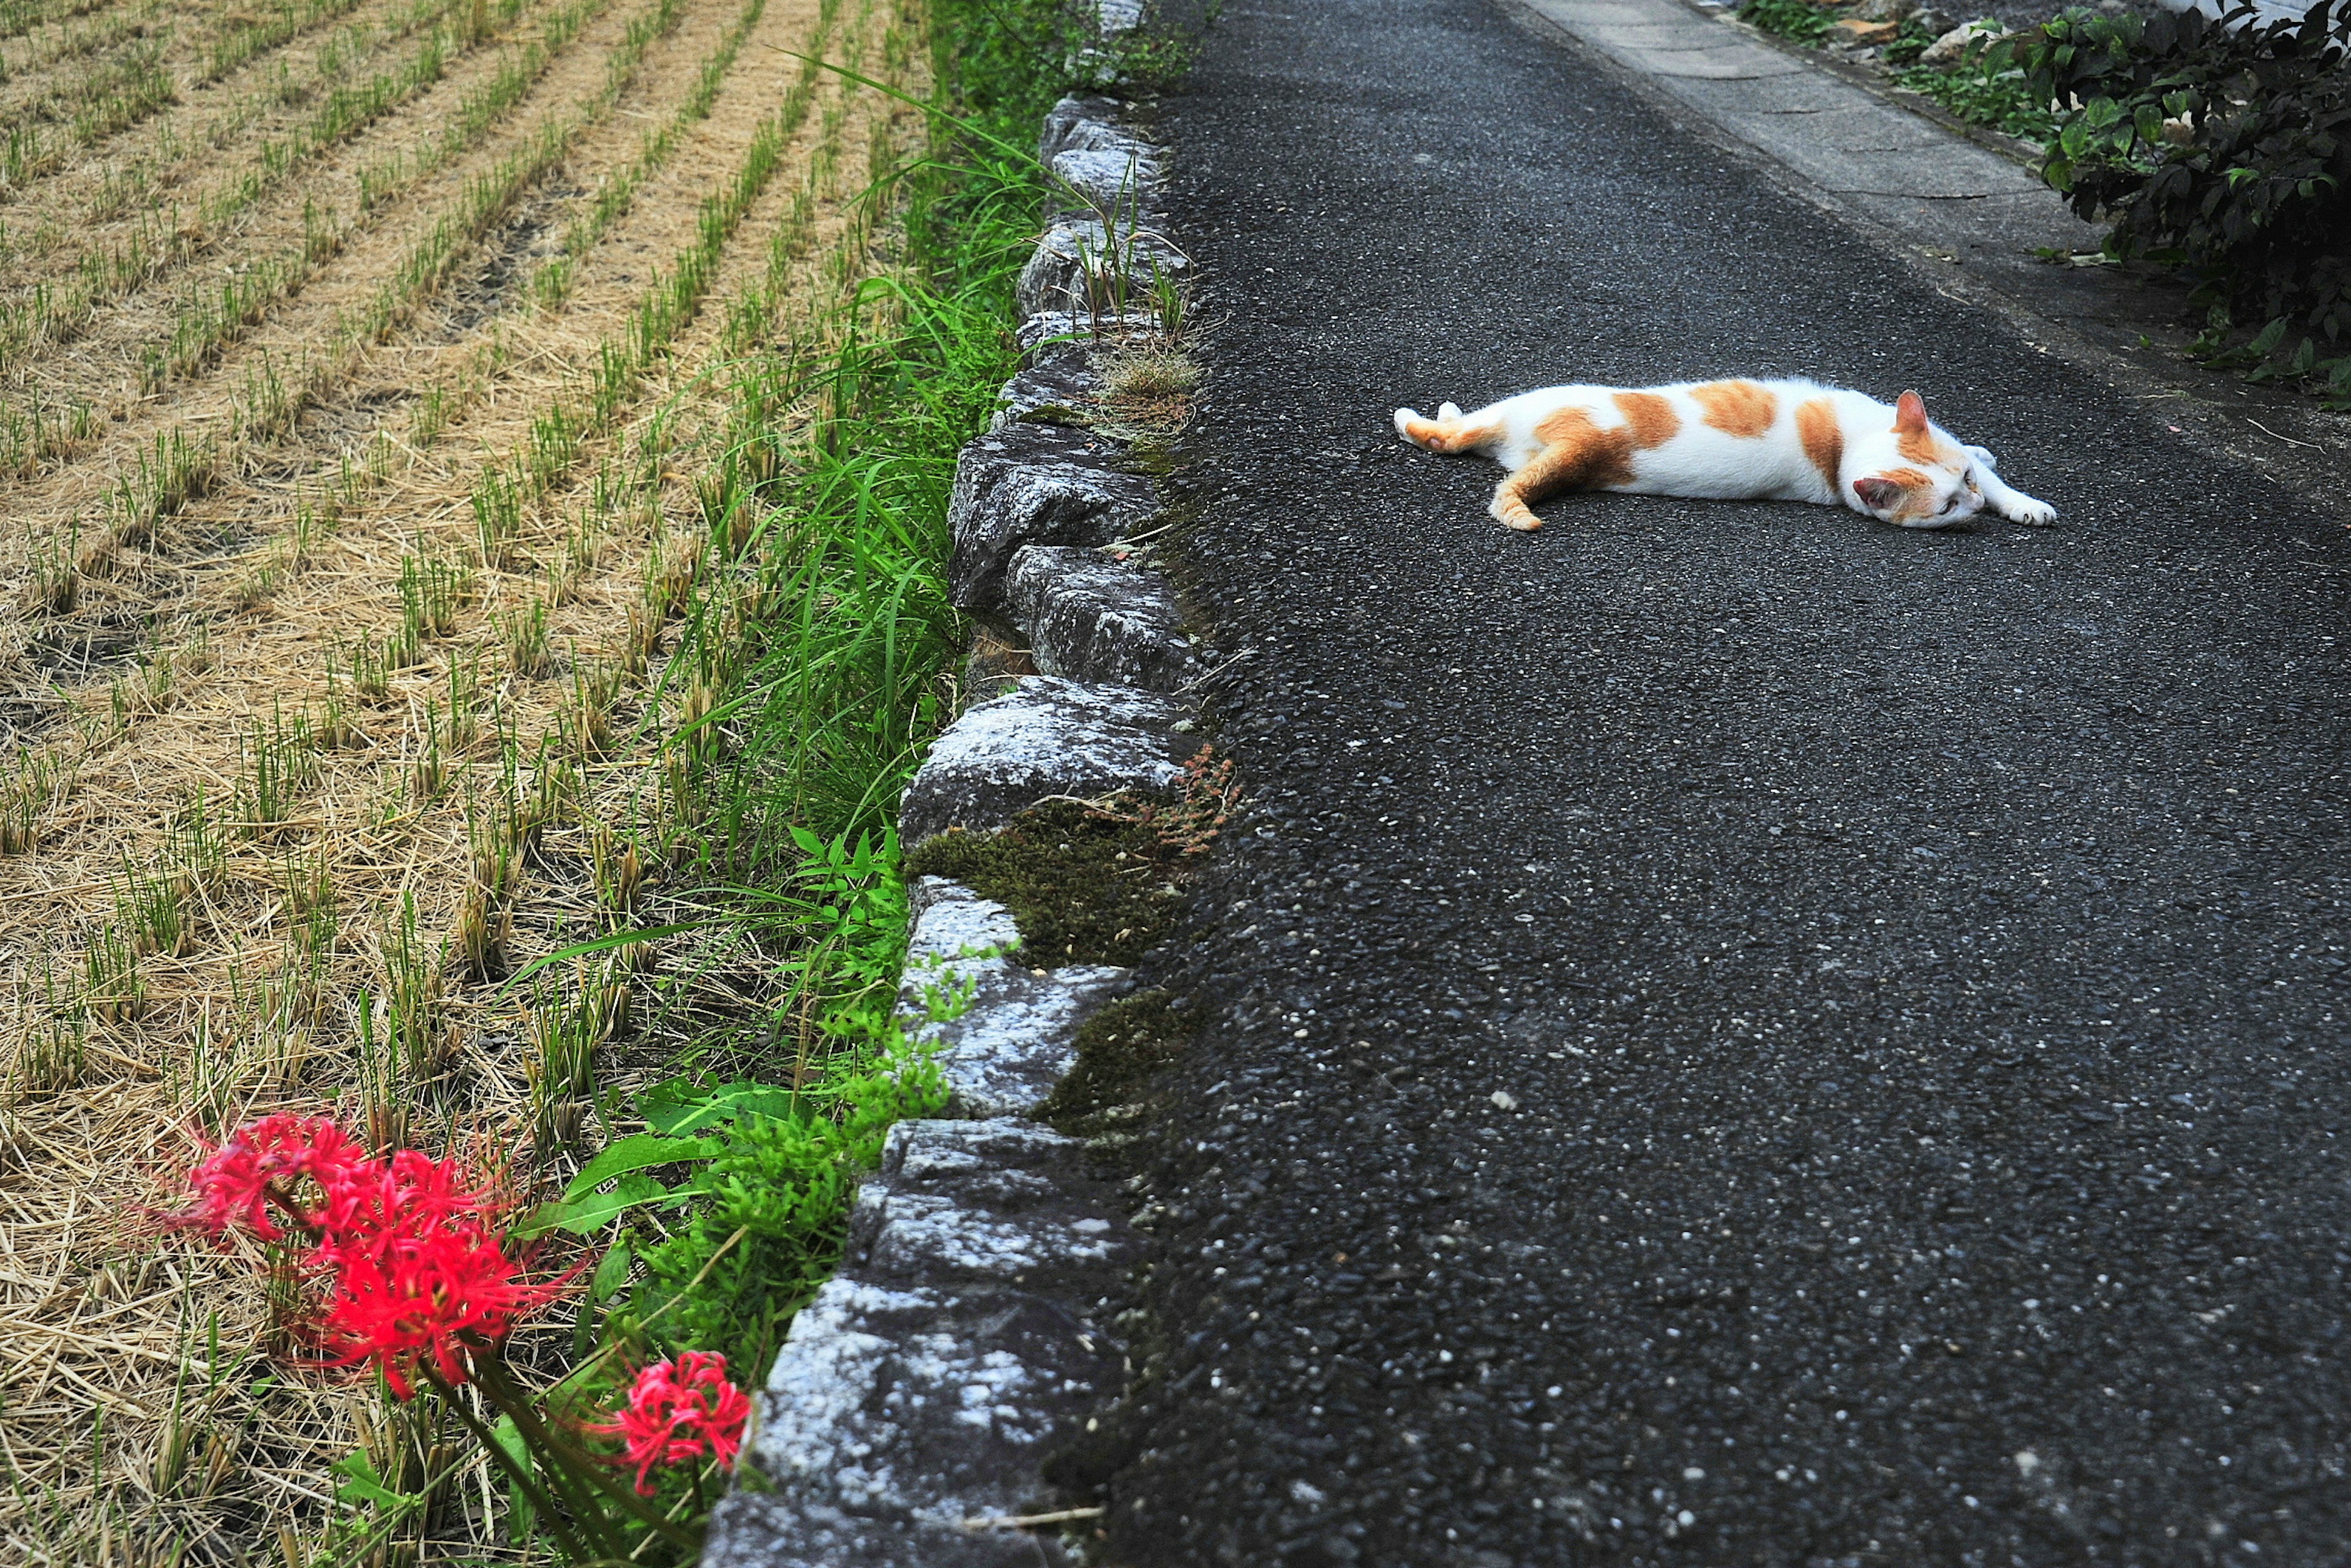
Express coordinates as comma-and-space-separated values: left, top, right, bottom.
1089, 2, 2351, 1564
1514, 0, 2096, 260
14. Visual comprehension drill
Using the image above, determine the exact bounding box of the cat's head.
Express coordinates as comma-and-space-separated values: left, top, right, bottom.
1847, 391, 1982, 528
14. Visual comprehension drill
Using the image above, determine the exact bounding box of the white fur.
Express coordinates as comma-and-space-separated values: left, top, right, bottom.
1393, 378, 2056, 531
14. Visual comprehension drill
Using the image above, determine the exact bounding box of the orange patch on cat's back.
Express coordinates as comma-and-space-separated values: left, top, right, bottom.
1690, 380, 1778, 438
1611, 391, 1679, 448
1532, 405, 1636, 489
1795, 398, 1842, 491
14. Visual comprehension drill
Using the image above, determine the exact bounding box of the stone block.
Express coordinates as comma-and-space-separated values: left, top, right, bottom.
708, 1277, 1123, 1568
1005, 545, 1200, 694
1050, 147, 1160, 220
1918, 18, 2003, 65
1016, 217, 1188, 320
893, 877, 1134, 1116
988, 354, 1100, 433
1017, 310, 1160, 370
1038, 94, 1131, 162
948, 422, 1159, 612
899, 678, 1191, 847
847, 1117, 1141, 1297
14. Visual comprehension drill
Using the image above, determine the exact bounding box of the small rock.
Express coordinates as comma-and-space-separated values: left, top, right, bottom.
1918, 18, 2005, 65
1490, 1091, 1518, 1111
1834, 17, 1901, 45
1850, 0, 1911, 20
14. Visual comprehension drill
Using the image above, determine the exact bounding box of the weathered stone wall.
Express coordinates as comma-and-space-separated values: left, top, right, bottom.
703, 47, 1204, 1567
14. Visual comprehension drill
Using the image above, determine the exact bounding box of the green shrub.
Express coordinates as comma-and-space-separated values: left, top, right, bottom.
2017, 0, 2351, 398
1892, 27, 2063, 142
1740, 0, 1835, 45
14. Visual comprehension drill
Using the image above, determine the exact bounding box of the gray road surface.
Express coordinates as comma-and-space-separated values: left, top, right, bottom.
1082, 2, 2351, 1564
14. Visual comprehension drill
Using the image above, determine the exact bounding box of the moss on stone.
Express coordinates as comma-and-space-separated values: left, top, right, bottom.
1040, 989, 1198, 1133
905, 797, 1186, 968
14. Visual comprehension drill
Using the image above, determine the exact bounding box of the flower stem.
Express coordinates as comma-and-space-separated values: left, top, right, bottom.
420, 1365, 617, 1562
472, 1351, 705, 1552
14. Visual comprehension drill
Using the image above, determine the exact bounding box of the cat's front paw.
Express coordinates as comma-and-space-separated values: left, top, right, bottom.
2002, 493, 2058, 527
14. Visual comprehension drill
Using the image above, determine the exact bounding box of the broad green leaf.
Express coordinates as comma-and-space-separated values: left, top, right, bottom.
590, 1237, 634, 1302
564, 1133, 725, 1199
491, 1414, 537, 1544
639, 1076, 806, 1135
523, 1172, 686, 1237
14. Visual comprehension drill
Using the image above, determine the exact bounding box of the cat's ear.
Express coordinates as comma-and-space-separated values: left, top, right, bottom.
1853, 476, 1905, 511
1893, 390, 1929, 435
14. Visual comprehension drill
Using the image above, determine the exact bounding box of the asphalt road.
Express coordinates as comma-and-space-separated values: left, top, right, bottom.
1090, 2, 2351, 1564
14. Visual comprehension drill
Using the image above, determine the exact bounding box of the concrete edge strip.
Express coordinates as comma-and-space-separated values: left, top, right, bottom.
703, 32, 1200, 1568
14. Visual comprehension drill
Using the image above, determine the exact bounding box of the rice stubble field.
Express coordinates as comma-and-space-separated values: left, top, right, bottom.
0, 0, 934, 1551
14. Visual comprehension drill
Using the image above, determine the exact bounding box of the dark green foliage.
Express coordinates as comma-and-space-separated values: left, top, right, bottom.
1040, 989, 1198, 1131
1891, 31, 2062, 142
1739, 0, 1833, 44
906, 798, 1191, 967
2017, 0, 2351, 398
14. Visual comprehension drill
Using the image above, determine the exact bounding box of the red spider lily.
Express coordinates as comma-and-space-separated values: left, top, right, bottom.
187, 1113, 372, 1241
587, 1352, 752, 1495
184, 1116, 570, 1398
314, 1204, 569, 1399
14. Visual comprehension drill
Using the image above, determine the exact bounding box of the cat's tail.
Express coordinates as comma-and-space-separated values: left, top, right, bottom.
1393, 401, 1496, 455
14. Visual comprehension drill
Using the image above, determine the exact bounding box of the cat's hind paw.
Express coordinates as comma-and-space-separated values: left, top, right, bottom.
1439, 401, 1463, 421
2001, 493, 2058, 527
1393, 406, 1425, 443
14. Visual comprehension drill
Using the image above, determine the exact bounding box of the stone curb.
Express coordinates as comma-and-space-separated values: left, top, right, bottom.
703, 66, 1201, 1567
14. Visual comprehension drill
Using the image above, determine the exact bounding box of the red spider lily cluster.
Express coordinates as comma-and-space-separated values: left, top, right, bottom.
187, 1114, 569, 1398
587, 1352, 753, 1495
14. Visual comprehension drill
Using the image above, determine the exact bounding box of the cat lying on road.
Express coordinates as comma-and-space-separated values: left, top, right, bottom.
1392, 378, 2056, 532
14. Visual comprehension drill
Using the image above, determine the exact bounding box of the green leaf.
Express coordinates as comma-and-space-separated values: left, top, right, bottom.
332, 1451, 419, 1512
564, 1133, 725, 1199
490, 1416, 536, 1544
639, 1076, 807, 1135
590, 1236, 634, 1303
519, 1172, 682, 1237
492, 921, 704, 997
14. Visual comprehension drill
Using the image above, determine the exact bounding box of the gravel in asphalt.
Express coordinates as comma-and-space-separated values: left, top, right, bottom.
1092, 2, 2351, 1564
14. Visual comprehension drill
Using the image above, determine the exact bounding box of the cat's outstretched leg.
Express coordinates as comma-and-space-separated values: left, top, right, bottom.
1393, 403, 1496, 454
1965, 447, 2057, 526
1490, 441, 1591, 531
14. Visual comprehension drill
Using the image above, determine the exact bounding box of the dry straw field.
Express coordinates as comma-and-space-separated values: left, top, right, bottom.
0, 0, 932, 1552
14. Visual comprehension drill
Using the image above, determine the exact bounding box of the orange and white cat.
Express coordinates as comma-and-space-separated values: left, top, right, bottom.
1392, 378, 2055, 532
